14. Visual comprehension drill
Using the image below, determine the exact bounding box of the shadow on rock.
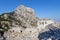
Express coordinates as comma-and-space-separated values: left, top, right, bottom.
38, 27, 60, 40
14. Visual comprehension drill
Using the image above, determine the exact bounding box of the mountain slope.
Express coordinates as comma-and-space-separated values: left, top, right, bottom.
0, 5, 60, 40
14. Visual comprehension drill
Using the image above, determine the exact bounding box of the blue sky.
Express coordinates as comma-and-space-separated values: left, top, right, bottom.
0, 0, 60, 20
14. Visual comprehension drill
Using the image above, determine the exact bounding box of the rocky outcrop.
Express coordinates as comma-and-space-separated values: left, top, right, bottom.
13, 5, 37, 28
0, 5, 60, 40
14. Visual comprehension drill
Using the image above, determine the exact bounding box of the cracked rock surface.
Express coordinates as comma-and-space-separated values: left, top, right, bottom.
0, 5, 60, 40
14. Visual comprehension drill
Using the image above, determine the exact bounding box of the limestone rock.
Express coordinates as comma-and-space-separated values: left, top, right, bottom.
13, 5, 37, 27
0, 5, 60, 40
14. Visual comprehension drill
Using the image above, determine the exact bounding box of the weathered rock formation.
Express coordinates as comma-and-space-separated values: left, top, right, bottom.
0, 5, 60, 40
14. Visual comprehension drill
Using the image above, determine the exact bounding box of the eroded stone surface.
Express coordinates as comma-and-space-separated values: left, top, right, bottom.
0, 5, 60, 40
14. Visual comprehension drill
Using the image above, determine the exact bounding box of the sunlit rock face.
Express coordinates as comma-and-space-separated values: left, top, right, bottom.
0, 5, 60, 40
13, 5, 37, 27
37, 18, 55, 32
5, 27, 39, 40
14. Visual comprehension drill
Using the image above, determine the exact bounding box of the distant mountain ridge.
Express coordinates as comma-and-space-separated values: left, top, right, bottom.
55, 19, 60, 23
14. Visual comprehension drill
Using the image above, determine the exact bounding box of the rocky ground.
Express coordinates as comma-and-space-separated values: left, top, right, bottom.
0, 5, 60, 40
